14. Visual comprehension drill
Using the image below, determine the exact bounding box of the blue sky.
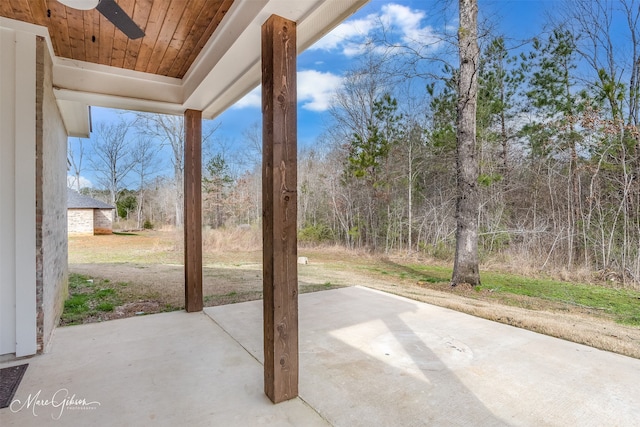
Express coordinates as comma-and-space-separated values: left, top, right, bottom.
74, 0, 556, 189
209, 0, 555, 146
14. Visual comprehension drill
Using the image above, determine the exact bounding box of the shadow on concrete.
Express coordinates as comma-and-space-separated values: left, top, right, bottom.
209, 286, 506, 426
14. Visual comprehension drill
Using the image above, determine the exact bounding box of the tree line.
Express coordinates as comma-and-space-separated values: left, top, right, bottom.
69, 0, 640, 287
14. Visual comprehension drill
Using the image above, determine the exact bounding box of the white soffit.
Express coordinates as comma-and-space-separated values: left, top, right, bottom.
56, 99, 91, 138
6, 0, 369, 135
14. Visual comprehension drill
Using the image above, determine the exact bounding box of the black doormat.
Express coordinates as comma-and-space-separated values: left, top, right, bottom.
0, 364, 28, 409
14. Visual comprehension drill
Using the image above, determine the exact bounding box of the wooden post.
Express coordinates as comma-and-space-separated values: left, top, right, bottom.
184, 109, 203, 312
262, 14, 298, 403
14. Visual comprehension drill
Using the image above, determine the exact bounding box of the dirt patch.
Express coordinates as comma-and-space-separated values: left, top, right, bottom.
69, 261, 344, 311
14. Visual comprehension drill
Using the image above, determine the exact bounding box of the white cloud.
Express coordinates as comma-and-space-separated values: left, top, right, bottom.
67, 175, 93, 190
232, 70, 343, 112
309, 3, 438, 56
312, 15, 377, 52
298, 70, 343, 112
234, 87, 261, 109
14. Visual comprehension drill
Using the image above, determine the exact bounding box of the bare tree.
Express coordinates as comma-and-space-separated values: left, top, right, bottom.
451, 0, 481, 287
131, 136, 160, 228
91, 121, 136, 220
135, 113, 218, 228
136, 114, 185, 227
68, 138, 85, 191
241, 121, 262, 167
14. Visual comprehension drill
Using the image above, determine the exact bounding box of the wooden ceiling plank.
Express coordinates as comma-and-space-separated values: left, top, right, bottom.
123, 0, 153, 71
178, 0, 232, 78
83, 9, 100, 64
109, 0, 137, 69
98, 12, 115, 66
47, 2, 73, 59
178, 0, 233, 78
157, 0, 208, 76
9, 0, 33, 24
165, 0, 213, 77
26, 0, 49, 26
0, 2, 15, 18
66, 8, 86, 60
145, 0, 188, 75
1, 0, 235, 80
110, 33, 127, 68
135, 0, 169, 73
108, 0, 143, 68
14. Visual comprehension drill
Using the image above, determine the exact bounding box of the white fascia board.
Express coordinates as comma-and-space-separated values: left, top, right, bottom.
53, 58, 184, 105
54, 88, 185, 117
51, 60, 184, 129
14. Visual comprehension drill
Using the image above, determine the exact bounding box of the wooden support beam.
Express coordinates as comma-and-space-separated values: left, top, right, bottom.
261, 14, 298, 404
184, 109, 203, 312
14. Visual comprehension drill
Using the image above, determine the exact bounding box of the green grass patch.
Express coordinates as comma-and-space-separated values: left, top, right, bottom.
96, 302, 116, 312
365, 261, 640, 326
113, 231, 138, 236
61, 273, 124, 325
95, 288, 116, 298
476, 272, 640, 326
64, 294, 90, 313
361, 262, 451, 284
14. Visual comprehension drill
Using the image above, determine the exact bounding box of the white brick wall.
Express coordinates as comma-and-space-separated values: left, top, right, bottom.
68, 209, 94, 235
38, 37, 68, 352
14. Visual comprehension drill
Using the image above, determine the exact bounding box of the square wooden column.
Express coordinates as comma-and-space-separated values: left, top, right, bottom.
262, 14, 298, 403
184, 109, 203, 312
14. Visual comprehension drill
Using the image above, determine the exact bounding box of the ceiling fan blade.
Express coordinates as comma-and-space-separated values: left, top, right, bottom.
96, 0, 145, 40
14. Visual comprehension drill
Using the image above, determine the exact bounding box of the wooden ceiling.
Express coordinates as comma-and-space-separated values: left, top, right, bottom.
0, 0, 234, 79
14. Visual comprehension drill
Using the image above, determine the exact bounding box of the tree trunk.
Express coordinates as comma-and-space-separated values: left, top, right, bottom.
451, 0, 480, 287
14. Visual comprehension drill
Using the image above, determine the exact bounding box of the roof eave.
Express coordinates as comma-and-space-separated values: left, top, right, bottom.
42, 0, 369, 133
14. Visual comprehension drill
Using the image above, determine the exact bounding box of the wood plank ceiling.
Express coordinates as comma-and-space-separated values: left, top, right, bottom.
0, 0, 234, 79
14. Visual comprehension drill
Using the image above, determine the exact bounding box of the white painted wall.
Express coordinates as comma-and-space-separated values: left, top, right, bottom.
0, 27, 37, 357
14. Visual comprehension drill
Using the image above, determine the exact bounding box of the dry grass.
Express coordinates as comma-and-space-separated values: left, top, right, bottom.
202, 226, 262, 252
483, 251, 640, 291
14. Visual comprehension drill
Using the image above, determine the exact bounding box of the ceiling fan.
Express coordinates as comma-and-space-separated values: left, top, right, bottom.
57, 0, 145, 40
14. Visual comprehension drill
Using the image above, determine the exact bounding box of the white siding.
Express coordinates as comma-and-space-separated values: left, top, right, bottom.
0, 28, 37, 357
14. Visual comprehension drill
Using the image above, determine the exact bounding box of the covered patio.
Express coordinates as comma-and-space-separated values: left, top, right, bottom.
2, 2, 640, 424
2, 286, 639, 425
1, 0, 368, 404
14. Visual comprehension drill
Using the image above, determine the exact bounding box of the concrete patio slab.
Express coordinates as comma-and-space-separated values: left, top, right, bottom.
0, 311, 328, 427
2, 285, 639, 426
207, 286, 640, 426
